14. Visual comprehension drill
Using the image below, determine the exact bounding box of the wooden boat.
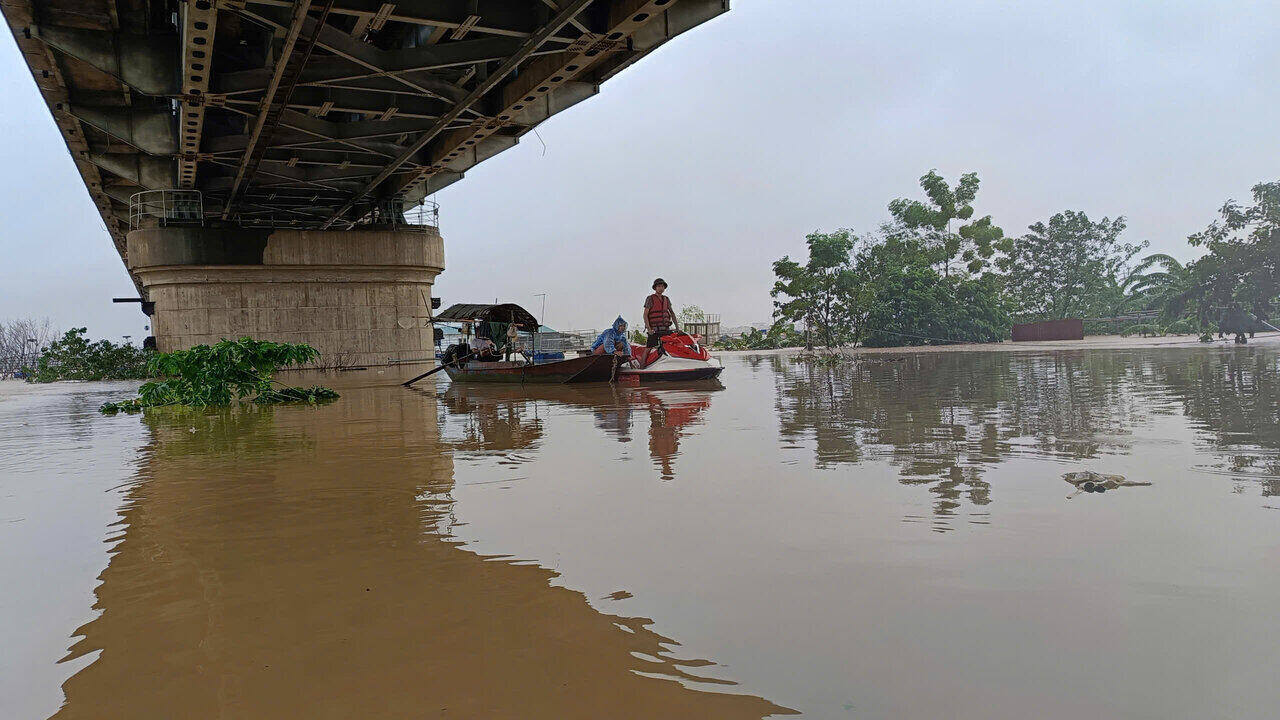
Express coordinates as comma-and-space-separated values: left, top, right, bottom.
434, 301, 620, 384
443, 353, 619, 384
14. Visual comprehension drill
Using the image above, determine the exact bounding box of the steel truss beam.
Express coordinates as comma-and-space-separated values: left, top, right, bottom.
6, 0, 730, 233
225, 0, 325, 218
322, 0, 596, 226
238, 0, 587, 41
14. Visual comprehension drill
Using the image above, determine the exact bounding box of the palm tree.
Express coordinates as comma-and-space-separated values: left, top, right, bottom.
1105, 268, 1153, 317
1128, 253, 1200, 323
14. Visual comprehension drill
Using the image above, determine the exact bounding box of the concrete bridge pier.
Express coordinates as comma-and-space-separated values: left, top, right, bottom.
126, 227, 444, 371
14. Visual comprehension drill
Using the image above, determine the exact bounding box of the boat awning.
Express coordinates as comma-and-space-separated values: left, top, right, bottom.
436, 303, 540, 332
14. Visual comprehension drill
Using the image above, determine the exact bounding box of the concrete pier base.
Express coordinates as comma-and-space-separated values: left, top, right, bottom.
126, 226, 444, 369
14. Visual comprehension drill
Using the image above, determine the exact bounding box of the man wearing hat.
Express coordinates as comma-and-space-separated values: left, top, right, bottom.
642, 277, 680, 348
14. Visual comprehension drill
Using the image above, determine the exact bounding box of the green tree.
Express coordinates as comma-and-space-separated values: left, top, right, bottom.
1188, 180, 1280, 319
1001, 211, 1146, 321
1128, 253, 1202, 322
24, 328, 150, 382
772, 230, 860, 348
678, 305, 707, 323
856, 234, 1010, 347
888, 170, 1006, 276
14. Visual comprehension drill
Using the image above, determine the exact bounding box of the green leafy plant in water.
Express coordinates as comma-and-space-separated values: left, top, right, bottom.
254, 386, 341, 404
99, 338, 338, 414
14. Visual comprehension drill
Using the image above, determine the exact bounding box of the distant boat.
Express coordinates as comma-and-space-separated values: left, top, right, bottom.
443, 353, 618, 384
435, 302, 619, 384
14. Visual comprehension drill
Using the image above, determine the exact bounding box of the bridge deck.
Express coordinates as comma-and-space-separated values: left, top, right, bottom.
3, 0, 727, 272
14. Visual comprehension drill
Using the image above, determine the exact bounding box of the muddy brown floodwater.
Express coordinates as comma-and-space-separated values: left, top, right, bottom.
3, 343, 1279, 719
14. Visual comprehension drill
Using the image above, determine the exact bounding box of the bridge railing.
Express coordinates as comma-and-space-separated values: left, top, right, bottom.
538, 329, 598, 353
346, 199, 440, 230
402, 201, 440, 228
129, 190, 205, 231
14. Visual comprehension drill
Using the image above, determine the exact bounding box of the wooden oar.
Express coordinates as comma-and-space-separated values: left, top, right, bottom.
402, 350, 474, 387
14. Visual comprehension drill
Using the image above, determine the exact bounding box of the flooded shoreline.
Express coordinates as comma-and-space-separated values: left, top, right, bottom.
718, 330, 1280, 357
3, 343, 1279, 718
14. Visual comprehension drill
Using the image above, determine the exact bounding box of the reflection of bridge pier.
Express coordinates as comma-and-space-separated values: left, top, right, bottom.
55, 386, 783, 718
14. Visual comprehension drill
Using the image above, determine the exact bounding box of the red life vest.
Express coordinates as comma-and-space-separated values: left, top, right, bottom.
646, 293, 672, 330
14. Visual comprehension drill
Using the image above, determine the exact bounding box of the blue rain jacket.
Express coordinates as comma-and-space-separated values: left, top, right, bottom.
591, 316, 632, 355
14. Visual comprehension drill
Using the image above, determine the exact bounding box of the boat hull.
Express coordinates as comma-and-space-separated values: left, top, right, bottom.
619, 355, 723, 383
624, 366, 724, 383
443, 354, 617, 384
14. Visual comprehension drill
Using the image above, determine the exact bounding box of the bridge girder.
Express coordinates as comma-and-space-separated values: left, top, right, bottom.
3, 0, 728, 244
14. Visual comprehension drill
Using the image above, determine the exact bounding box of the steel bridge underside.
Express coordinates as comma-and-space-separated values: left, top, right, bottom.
3, 0, 726, 263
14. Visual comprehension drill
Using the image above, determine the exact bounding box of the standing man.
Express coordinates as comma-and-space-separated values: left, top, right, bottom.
643, 278, 680, 348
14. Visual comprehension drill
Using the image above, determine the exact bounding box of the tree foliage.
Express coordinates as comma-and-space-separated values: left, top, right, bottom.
772, 227, 1010, 349
715, 321, 804, 351
1116, 181, 1280, 334
678, 305, 707, 323
1127, 253, 1202, 321
772, 230, 862, 348
856, 234, 1010, 347
765, 173, 1278, 347
23, 327, 150, 382
888, 170, 1007, 276
1187, 180, 1280, 318
100, 338, 338, 413
1000, 211, 1146, 322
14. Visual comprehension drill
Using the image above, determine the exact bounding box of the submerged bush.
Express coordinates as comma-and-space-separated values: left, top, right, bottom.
100, 338, 338, 414
789, 350, 847, 366
24, 328, 150, 382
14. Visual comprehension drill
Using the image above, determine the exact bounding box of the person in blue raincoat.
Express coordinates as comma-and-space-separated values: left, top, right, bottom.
591, 316, 633, 358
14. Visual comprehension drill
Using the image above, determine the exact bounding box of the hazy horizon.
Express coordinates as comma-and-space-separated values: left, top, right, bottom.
2, 0, 1276, 339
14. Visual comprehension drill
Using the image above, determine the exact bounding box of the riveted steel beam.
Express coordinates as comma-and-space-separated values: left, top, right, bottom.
230, 5, 482, 111
393, 0, 678, 202
177, 0, 218, 188
240, 0, 579, 42
7, 0, 731, 234
322, 0, 595, 226
224, 85, 449, 120
223, 0, 317, 218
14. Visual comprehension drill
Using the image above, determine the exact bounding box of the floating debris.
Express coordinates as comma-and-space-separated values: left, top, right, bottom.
1064, 470, 1151, 498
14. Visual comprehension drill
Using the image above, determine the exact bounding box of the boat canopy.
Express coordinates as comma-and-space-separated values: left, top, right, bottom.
436, 303, 540, 332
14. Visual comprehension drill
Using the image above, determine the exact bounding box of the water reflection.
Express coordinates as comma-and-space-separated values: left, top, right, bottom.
638, 389, 713, 480
1140, 348, 1280, 493
11, 345, 1280, 718
439, 382, 721, 481
52, 386, 785, 718
771, 347, 1280, 520
439, 383, 545, 452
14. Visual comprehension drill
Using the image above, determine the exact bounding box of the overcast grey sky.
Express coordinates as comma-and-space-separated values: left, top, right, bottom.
1, 0, 1276, 338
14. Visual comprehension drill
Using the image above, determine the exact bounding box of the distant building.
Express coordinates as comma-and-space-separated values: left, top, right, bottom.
683, 314, 722, 343
721, 322, 772, 338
